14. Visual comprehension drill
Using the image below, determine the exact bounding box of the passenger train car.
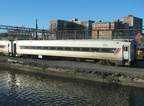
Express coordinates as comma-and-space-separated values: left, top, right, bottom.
0, 40, 137, 66
0, 40, 13, 56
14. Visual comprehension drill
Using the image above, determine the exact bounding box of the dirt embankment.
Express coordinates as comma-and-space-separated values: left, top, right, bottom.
0, 55, 144, 88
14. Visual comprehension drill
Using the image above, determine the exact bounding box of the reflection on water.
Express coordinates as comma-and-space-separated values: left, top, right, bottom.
0, 69, 144, 106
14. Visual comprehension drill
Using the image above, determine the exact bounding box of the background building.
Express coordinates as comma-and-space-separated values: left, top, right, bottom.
49, 19, 95, 39
49, 15, 143, 40
92, 19, 129, 39
72, 19, 95, 39
122, 15, 143, 36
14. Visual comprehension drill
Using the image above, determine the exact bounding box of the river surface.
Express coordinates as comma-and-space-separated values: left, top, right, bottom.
0, 69, 144, 106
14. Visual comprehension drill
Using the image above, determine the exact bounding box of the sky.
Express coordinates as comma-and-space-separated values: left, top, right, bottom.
0, 0, 144, 30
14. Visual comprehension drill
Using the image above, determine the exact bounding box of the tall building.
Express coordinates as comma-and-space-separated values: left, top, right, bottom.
49, 19, 95, 39
71, 19, 95, 38
70, 19, 95, 30
122, 15, 143, 36
49, 19, 85, 31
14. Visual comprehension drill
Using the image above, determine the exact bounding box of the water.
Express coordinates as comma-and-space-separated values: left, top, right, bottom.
0, 69, 144, 106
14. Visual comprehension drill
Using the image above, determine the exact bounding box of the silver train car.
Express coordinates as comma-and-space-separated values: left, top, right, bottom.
0, 40, 137, 66
0, 40, 13, 56
12, 40, 137, 66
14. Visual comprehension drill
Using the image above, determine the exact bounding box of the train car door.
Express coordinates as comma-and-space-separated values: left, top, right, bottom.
8, 43, 10, 55
8, 41, 13, 56
132, 43, 137, 63
123, 45, 129, 59
13, 43, 17, 56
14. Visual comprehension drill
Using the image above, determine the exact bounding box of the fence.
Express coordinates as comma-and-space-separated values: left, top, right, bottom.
0, 29, 143, 40
48, 29, 143, 40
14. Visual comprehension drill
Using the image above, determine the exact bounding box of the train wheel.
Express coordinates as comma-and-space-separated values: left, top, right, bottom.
94, 59, 99, 63
100, 59, 107, 65
76, 58, 85, 62
107, 60, 115, 66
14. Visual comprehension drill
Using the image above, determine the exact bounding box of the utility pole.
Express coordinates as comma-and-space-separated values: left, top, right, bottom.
36, 19, 38, 40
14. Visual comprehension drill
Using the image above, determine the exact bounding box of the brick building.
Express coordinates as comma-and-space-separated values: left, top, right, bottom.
49, 15, 143, 39
122, 15, 143, 36
92, 19, 129, 39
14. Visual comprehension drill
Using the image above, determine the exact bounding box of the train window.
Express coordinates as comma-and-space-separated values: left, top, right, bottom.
57, 47, 63, 50
50, 47, 56, 50
30, 46, 35, 49
25, 46, 30, 49
0, 45, 5, 48
126, 47, 128, 51
91, 48, 99, 52
20, 46, 24, 49
110, 48, 115, 53
36, 46, 42, 49
124, 47, 128, 51
43, 47, 49, 50
101, 48, 110, 52
82, 48, 90, 52
73, 47, 80, 51
65, 47, 71, 51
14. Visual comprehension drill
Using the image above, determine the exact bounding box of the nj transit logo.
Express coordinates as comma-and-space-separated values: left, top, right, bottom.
114, 48, 122, 54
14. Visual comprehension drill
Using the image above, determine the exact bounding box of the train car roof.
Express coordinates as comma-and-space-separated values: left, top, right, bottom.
15, 39, 133, 43
13, 39, 135, 47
